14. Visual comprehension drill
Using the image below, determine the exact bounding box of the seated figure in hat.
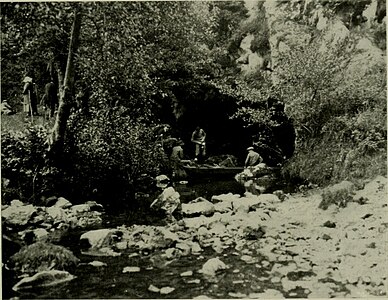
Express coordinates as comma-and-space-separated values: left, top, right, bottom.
245, 146, 263, 168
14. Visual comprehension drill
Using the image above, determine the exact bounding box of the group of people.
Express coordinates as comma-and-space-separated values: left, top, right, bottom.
22, 76, 58, 118
170, 125, 264, 169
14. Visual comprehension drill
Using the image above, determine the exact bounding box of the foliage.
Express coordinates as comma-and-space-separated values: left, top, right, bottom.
1, 125, 59, 203
9, 242, 79, 275
1, 2, 73, 107
63, 106, 170, 206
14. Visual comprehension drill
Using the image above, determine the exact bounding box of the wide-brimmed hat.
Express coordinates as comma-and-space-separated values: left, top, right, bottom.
156, 174, 170, 188
23, 76, 33, 83
247, 146, 254, 151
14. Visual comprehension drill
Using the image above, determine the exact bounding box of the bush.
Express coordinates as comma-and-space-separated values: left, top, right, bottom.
64, 106, 171, 208
1, 125, 59, 204
319, 181, 355, 210
9, 242, 79, 275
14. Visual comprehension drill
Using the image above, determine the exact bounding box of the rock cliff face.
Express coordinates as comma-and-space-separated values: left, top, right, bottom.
237, 0, 385, 77
263, 0, 386, 76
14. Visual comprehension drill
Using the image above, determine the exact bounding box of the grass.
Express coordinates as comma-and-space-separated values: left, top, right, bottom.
1, 110, 55, 133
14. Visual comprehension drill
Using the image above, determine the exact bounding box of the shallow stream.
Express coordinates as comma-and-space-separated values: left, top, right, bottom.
5, 179, 303, 299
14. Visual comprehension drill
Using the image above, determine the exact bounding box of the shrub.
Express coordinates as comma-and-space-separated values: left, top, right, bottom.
1, 125, 59, 204
64, 106, 171, 208
9, 242, 79, 275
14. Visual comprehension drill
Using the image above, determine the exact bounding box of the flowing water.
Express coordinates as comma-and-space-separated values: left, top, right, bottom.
4, 179, 306, 299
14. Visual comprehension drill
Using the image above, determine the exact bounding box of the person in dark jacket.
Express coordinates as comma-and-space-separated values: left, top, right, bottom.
41, 79, 58, 118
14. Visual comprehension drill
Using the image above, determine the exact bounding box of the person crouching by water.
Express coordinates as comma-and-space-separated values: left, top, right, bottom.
191, 126, 206, 162
150, 175, 182, 223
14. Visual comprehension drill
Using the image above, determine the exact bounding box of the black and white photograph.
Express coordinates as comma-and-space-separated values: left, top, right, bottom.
1, 0, 387, 298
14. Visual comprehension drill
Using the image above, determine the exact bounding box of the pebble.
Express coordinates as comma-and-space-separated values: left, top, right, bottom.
148, 285, 160, 293
88, 261, 107, 267
187, 279, 201, 284
233, 280, 245, 284
180, 270, 193, 277
160, 286, 175, 294
122, 266, 140, 273
228, 292, 246, 298
271, 277, 281, 283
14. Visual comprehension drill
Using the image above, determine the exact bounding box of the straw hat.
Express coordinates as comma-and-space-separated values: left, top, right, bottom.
247, 146, 254, 151
23, 76, 33, 83
156, 174, 170, 188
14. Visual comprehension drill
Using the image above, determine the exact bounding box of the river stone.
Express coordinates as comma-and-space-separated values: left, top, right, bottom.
10, 199, 25, 207
214, 201, 233, 213
257, 194, 281, 204
32, 228, 49, 241
148, 284, 160, 293
196, 227, 208, 238
2, 204, 36, 226
211, 193, 240, 203
71, 204, 91, 213
165, 248, 176, 259
12, 270, 75, 291
42, 196, 58, 207
200, 257, 227, 276
80, 229, 118, 250
180, 270, 193, 277
47, 206, 68, 223
191, 242, 202, 253
116, 241, 128, 250
88, 261, 107, 267
176, 242, 191, 256
182, 197, 215, 217
54, 197, 72, 209
160, 286, 175, 295
123, 266, 140, 273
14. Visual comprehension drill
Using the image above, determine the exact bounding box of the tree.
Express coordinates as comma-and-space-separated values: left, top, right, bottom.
49, 5, 82, 154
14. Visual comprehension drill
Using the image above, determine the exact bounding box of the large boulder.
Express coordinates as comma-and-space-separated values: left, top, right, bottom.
2, 203, 36, 227
12, 270, 75, 291
54, 197, 72, 209
80, 229, 121, 251
122, 225, 179, 252
46, 206, 68, 223
182, 197, 215, 217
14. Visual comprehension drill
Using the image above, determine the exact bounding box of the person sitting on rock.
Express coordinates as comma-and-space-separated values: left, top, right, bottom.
150, 175, 182, 222
245, 146, 263, 168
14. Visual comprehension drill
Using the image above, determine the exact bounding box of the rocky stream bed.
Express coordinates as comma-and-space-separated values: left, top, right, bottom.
2, 176, 387, 299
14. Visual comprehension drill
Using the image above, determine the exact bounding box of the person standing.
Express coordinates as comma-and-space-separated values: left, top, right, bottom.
41, 79, 58, 118
22, 76, 38, 116
170, 140, 186, 179
191, 126, 206, 161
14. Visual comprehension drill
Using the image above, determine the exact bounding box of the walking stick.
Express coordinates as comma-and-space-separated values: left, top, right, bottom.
28, 90, 33, 122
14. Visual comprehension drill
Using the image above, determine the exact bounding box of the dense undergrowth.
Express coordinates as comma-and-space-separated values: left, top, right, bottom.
1, 108, 170, 207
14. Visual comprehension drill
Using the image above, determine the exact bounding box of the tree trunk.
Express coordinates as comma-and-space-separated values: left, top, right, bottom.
49, 6, 82, 155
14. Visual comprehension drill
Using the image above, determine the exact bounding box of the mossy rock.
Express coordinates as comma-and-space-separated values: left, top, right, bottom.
9, 242, 79, 275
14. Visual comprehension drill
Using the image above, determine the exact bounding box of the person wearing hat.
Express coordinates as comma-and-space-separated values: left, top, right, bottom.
22, 76, 38, 116
191, 126, 206, 161
150, 175, 182, 222
245, 146, 263, 168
